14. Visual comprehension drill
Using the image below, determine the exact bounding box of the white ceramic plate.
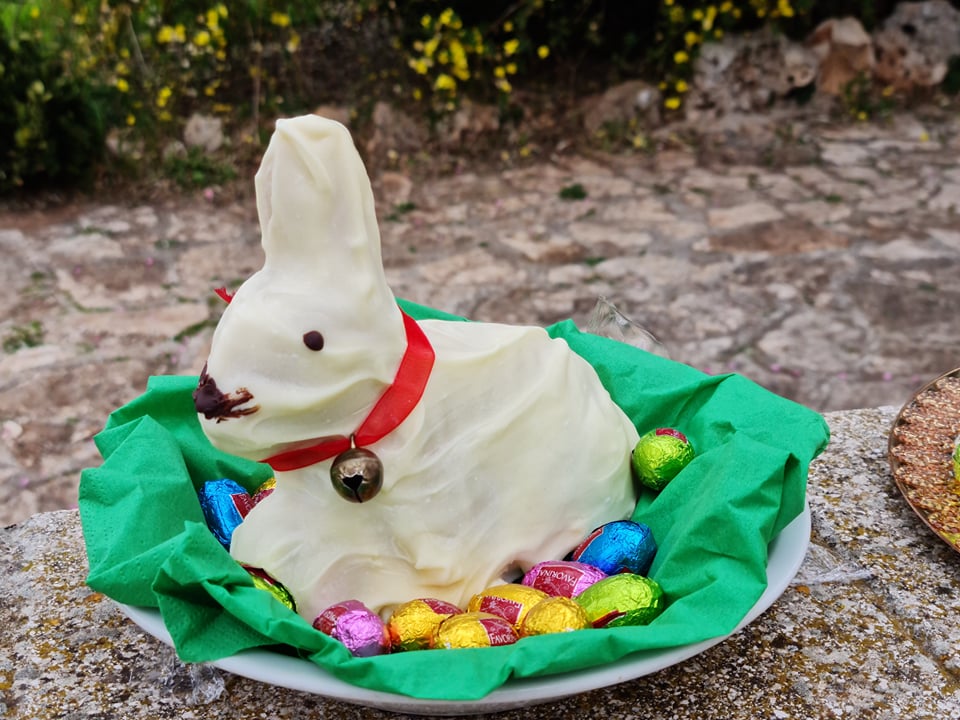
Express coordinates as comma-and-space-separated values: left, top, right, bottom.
120, 503, 809, 716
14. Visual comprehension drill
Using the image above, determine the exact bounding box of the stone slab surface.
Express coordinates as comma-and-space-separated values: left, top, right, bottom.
1, 110, 959, 525
2, 406, 958, 719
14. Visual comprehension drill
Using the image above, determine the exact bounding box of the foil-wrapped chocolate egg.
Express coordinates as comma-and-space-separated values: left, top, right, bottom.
330, 447, 383, 502
433, 612, 519, 649
197, 478, 255, 549
386, 598, 463, 651
251, 476, 276, 506
467, 583, 548, 632
520, 596, 589, 637
631, 427, 695, 491
570, 519, 657, 576
522, 560, 607, 598
952, 435, 959, 483
313, 600, 390, 657
244, 566, 297, 612
575, 573, 664, 628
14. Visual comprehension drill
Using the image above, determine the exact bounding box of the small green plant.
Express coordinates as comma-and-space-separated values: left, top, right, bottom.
163, 147, 236, 189
174, 317, 219, 342
841, 72, 895, 121
3, 321, 44, 353
593, 118, 652, 152
941, 55, 960, 95
386, 201, 417, 221
559, 183, 587, 201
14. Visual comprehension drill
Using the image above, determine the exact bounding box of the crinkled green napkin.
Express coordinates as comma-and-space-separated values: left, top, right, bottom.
79, 299, 828, 701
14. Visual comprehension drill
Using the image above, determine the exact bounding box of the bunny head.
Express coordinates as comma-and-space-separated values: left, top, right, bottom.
194, 116, 406, 461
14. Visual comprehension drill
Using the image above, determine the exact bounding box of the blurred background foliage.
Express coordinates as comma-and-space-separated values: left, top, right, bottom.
0, 0, 947, 194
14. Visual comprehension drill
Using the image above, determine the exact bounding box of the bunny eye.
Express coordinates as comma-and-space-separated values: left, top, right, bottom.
302, 331, 325, 351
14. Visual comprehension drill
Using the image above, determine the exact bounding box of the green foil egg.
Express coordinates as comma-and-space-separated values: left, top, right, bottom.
575, 573, 664, 628
247, 567, 297, 612
953, 437, 959, 484
631, 427, 695, 491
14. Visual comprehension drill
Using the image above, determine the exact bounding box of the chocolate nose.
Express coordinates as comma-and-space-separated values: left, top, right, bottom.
193, 363, 260, 422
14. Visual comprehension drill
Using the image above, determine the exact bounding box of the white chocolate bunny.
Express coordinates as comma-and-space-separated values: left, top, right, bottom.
194, 115, 639, 621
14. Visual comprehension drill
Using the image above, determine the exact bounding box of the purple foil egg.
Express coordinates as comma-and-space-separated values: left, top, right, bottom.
522, 560, 608, 597
313, 600, 390, 657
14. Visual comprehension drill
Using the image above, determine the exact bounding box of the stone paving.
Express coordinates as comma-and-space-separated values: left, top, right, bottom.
1, 109, 959, 526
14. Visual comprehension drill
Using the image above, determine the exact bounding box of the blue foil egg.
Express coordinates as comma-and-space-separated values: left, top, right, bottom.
569, 520, 657, 576
197, 478, 255, 549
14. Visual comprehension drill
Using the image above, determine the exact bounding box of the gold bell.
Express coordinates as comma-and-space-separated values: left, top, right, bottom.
330, 446, 383, 503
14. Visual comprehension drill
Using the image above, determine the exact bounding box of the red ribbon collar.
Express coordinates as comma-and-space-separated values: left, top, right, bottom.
260, 311, 435, 472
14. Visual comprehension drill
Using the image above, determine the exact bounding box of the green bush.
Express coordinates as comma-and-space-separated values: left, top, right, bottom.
163, 146, 237, 189
0, 0, 310, 193
0, 10, 106, 191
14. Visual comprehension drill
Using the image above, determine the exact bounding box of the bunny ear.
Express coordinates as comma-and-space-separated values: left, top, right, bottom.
255, 116, 391, 300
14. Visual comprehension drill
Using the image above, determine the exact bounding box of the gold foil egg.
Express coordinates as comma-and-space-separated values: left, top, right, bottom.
520, 596, 590, 637
467, 583, 549, 632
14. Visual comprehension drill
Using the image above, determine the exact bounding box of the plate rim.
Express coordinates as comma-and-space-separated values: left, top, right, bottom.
887, 367, 960, 555
118, 502, 810, 715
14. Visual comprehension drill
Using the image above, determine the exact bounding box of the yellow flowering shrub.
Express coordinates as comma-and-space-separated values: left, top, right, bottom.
397, 0, 816, 120
8, 1, 304, 145
0, 0, 890, 190
403, 3, 561, 115
653, 0, 811, 112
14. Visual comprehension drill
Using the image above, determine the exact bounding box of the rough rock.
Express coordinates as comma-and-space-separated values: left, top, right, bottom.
365, 101, 428, 159
580, 80, 661, 135
807, 16, 875, 95
183, 113, 225, 153
708, 218, 849, 254
873, 0, 960, 89
162, 140, 188, 161
312, 104, 351, 127
438, 99, 501, 146
104, 128, 144, 159
687, 28, 818, 120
